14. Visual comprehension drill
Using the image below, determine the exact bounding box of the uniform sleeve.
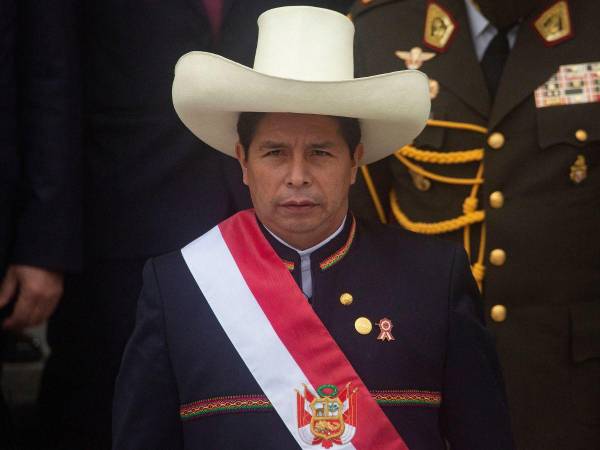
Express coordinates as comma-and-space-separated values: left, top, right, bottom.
112, 260, 183, 450
440, 247, 515, 450
11, 0, 82, 271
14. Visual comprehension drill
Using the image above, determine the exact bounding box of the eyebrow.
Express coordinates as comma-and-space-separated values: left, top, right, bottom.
307, 141, 335, 149
257, 141, 336, 150
259, 141, 289, 150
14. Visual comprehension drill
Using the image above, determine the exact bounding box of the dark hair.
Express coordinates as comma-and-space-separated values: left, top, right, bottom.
237, 112, 361, 158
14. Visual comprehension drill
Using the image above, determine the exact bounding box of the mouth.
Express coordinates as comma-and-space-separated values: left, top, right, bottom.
278, 199, 319, 213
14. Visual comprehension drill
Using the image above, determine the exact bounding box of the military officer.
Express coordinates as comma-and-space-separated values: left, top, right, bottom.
349, 1, 600, 448
113, 6, 514, 449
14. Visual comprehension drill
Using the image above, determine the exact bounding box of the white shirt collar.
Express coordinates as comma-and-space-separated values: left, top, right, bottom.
464, 0, 489, 38
464, 0, 519, 61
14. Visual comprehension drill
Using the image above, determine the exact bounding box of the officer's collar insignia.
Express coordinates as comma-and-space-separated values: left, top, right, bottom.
376, 318, 396, 342
297, 383, 358, 447
532, 0, 573, 47
423, 1, 458, 53
396, 47, 437, 70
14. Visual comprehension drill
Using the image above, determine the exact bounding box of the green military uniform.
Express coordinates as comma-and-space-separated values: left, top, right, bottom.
349, 0, 600, 448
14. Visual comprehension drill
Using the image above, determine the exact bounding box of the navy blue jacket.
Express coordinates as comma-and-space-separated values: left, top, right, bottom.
113, 215, 514, 449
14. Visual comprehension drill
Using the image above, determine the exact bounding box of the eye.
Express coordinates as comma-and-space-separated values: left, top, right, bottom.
311, 149, 333, 157
263, 149, 282, 157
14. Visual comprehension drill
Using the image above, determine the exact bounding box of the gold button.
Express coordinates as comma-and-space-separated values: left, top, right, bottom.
491, 305, 507, 323
489, 191, 504, 209
489, 249, 506, 266
575, 129, 588, 142
354, 317, 372, 335
340, 293, 353, 306
487, 132, 505, 150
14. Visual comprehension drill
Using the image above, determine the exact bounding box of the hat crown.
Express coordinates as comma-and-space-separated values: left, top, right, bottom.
254, 6, 355, 81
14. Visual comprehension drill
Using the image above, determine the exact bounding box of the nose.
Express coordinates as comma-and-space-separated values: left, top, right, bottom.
285, 153, 312, 188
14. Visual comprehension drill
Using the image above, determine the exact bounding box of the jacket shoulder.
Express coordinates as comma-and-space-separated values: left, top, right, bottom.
357, 218, 462, 264
349, 0, 408, 20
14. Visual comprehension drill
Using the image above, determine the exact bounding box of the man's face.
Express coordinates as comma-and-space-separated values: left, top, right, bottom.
236, 113, 363, 250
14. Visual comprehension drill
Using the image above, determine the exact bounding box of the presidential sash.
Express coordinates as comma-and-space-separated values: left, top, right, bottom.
181, 210, 409, 450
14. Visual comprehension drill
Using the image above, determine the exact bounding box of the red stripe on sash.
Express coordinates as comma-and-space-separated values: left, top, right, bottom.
219, 210, 409, 450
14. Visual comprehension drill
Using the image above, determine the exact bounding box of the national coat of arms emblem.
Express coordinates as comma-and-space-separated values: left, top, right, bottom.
296, 383, 358, 448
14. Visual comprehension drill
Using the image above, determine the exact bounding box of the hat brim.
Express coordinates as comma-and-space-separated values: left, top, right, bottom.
172, 52, 430, 165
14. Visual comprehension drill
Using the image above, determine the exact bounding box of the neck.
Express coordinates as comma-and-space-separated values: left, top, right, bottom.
262, 210, 348, 251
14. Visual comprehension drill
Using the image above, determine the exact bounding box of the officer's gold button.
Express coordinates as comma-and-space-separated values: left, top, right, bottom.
489, 191, 504, 209
575, 129, 588, 142
354, 317, 372, 335
489, 249, 506, 266
491, 305, 507, 323
487, 132, 505, 150
340, 293, 353, 306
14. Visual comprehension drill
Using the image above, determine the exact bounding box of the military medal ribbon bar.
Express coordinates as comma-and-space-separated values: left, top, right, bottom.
182, 210, 409, 450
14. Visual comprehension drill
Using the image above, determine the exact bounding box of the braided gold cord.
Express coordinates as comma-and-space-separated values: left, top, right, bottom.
426, 119, 488, 134
363, 119, 490, 290
398, 145, 484, 164
395, 153, 484, 185
390, 190, 485, 235
360, 166, 387, 224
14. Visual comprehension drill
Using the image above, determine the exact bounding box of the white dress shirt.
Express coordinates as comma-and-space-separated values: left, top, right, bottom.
266, 217, 346, 298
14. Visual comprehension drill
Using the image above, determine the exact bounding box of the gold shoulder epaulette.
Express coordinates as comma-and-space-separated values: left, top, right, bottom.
349, 0, 404, 21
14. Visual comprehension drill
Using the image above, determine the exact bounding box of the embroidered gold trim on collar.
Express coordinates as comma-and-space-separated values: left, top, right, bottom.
533, 0, 573, 47
282, 259, 295, 271
319, 217, 357, 271
423, 1, 457, 52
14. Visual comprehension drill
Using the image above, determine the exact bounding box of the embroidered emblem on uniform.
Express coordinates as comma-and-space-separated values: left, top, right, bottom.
534, 62, 600, 108
297, 384, 358, 448
396, 47, 436, 70
533, 0, 573, 47
396, 47, 440, 99
570, 155, 587, 184
376, 318, 395, 341
423, 1, 457, 52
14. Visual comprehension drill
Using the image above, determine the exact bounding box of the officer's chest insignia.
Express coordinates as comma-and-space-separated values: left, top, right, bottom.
423, 1, 457, 52
297, 384, 358, 447
395, 47, 440, 99
570, 155, 587, 184
534, 62, 600, 108
533, 0, 573, 47
376, 318, 395, 342
395, 47, 436, 69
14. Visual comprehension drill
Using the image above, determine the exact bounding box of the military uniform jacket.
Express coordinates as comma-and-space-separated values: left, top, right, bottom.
113, 212, 513, 449
349, 1, 600, 448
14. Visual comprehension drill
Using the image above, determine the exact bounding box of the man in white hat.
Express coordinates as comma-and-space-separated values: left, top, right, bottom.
113, 6, 514, 449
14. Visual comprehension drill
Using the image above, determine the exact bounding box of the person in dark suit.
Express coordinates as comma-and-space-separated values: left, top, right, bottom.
0, 0, 19, 445
0, 0, 81, 447
37, 1, 355, 449
113, 6, 514, 449
349, 0, 600, 448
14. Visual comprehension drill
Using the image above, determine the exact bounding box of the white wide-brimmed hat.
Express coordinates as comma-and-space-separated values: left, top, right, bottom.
172, 6, 430, 165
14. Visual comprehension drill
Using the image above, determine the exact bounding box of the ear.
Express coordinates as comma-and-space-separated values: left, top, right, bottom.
235, 142, 249, 186
349, 143, 364, 185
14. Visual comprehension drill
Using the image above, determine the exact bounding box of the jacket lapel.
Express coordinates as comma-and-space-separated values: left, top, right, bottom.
424, 0, 491, 118
489, 17, 570, 129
